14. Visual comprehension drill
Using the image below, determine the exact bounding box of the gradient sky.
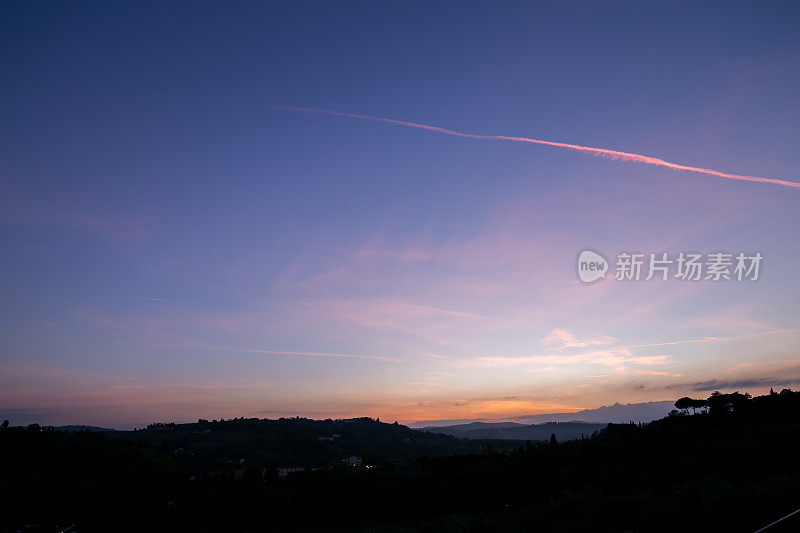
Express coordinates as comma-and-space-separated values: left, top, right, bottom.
2, 1, 799, 428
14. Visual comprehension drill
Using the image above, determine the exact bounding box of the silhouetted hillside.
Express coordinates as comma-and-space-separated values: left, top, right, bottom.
3, 389, 800, 532
104, 416, 523, 470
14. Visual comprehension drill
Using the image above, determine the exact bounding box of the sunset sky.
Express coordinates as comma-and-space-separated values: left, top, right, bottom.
2, 2, 799, 428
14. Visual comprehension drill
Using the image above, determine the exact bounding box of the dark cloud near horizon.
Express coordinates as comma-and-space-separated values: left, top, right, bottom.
672, 377, 800, 392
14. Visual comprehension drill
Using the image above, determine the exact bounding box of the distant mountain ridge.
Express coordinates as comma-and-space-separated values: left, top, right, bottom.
421, 421, 607, 441
410, 400, 674, 428
54, 425, 115, 433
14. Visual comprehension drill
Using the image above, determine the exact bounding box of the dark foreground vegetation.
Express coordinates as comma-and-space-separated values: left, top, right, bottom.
3, 389, 800, 532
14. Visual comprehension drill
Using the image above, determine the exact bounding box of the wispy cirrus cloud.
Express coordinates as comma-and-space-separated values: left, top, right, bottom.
273, 106, 800, 190
0, 187, 150, 241
541, 328, 618, 350
626, 328, 800, 349
288, 298, 496, 332
626, 337, 721, 348
464, 348, 670, 369
217, 347, 402, 363
137, 297, 194, 304
82, 305, 408, 364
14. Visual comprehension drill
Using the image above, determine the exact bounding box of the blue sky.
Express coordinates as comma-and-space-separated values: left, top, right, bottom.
1, 1, 799, 427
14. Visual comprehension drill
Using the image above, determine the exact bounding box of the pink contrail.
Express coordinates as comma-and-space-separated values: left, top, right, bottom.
272, 105, 800, 190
